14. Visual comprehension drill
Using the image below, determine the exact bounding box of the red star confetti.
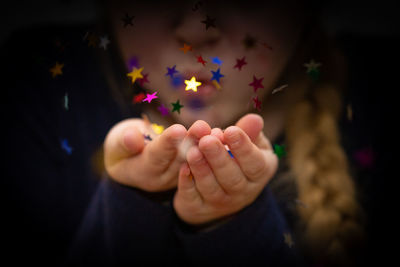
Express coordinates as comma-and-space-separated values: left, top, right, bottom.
49, 62, 64, 78
142, 92, 158, 103
132, 92, 146, 104
252, 96, 262, 111
234, 57, 247, 71
137, 73, 150, 87
180, 43, 192, 53
196, 55, 207, 66
249, 75, 264, 92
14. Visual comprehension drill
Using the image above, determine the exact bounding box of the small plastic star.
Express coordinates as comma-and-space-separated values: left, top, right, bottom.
144, 134, 152, 141
127, 56, 140, 70
166, 65, 178, 77
304, 59, 321, 81
353, 147, 374, 169
122, 13, 135, 27
50, 62, 64, 78
127, 67, 144, 83
252, 96, 262, 111
212, 80, 221, 90
234, 57, 247, 71
273, 144, 286, 159
171, 99, 184, 114
180, 43, 192, 53
64, 93, 69, 110
87, 33, 98, 47
142, 92, 158, 103
99, 35, 110, 50
211, 68, 224, 83
185, 76, 202, 92
201, 15, 216, 30
61, 139, 73, 155
158, 104, 170, 116
137, 73, 150, 87
249, 75, 264, 92
283, 233, 294, 248
243, 34, 257, 50
151, 123, 164, 135
132, 92, 146, 103
211, 56, 223, 66
196, 55, 207, 66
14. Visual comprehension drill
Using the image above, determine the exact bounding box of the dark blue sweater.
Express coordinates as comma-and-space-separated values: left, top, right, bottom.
2, 26, 302, 266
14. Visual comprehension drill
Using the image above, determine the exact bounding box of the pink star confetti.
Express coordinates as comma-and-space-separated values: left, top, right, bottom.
137, 73, 150, 87
142, 92, 158, 103
249, 76, 264, 92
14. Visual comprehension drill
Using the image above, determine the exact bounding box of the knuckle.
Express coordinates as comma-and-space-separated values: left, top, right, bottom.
243, 160, 268, 180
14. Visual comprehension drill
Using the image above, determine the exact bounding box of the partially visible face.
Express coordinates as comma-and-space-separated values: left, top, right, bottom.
111, 0, 306, 128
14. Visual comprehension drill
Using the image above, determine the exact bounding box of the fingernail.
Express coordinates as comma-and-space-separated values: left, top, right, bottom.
227, 130, 241, 147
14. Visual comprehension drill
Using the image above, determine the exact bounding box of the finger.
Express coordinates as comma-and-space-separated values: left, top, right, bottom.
211, 128, 224, 143
178, 120, 211, 160
224, 126, 278, 182
143, 124, 187, 173
235, 113, 272, 150
176, 162, 202, 204
199, 135, 247, 194
187, 146, 229, 205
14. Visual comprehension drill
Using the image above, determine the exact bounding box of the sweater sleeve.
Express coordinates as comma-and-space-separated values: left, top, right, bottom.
174, 186, 304, 266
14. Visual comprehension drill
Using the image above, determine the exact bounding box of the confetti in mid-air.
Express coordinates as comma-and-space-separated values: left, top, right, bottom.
157, 104, 170, 116
180, 43, 193, 54
151, 123, 164, 135
273, 144, 286, 159
166, 65, 178, 78
64, 93, 69, 110
137, 73, 150, 87
201, 15, 216, 30
304, 59, 321, 81
272, 84, 288, 94
127, 67, 144, 83
234, 57, 247, 71
61, 139, 73, 155
142, 92, 158, 103
192, 0, 203, 11
171, 99, 184, 114
132, 92, 146, 103
99, 35, 110, 50
353, 147, 374, 169
283, 233, 294, 248
49, 62, 64, 78
249, 75, 264, 92
185, 77, 202, 92
211, 56, 223, 66
86, 32, 99, 47
196, 55, 207, 66
122, 13, 135, 27
252, 96, 262, 111
212, 80, 221, 90
211, 68, 224, 83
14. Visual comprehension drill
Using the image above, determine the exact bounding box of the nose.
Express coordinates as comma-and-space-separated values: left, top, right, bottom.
173, 11, 222, 49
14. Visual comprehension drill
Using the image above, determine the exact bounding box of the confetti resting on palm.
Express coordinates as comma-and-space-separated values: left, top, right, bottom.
50, 62, 64, 78
185, 77, 202, 92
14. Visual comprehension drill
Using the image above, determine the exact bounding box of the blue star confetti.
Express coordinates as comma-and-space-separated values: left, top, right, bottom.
61, 139, 73, 155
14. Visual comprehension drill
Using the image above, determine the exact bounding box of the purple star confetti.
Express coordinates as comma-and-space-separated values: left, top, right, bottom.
157, 104, 170, 116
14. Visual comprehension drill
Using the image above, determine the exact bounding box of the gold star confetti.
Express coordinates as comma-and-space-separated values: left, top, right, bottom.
151, 123, 164, 135
127, 67, 144, 84
49, 62, 64, 78
283, 233, 294, 248
212, 80, 221, 90
185, 76, 202, 92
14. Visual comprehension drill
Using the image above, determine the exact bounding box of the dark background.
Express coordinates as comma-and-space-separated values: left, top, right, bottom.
1, 0, 397, 265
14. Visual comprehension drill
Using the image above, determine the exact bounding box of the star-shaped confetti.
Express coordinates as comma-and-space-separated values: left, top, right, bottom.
353, 147, 374, 169
127, 67, 144, 83
211, 68, 224, 83
249, 75, 264, 92
166, 65, 178, 77
196, 55, 207, 66
192, 1, 203, 12
158, 104, 170, 116
234, 57, 247, 71
142, 92, 158, 103
211, 56, 223, 66
151, 123, 164, 135
180, 43, 192, 53
273, 144, 286, 159
122, 13, 135, 27
144, 134, 152, 141
127, 56, 140, 70
132, 92, 146, 103
171, 99, 184, 114
243, 34, 257, 50
201, 15, 216, 30
87, 32, 98, 47
50, 62, 64, 78
185, 76, 202, 92
61, 139, 73, 155
137, 73, 150, 87
99, 35, 110, 50
252, 96, 262, 111
212, 80, 221, 90
304, 59, 321, 81
283, 233, 294, 248
64, 93, 69, 110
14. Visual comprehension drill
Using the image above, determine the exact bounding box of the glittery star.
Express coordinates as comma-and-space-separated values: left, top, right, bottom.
171, 99, 184, 114
252, 96, 262, 111
166, 65, 178, 77
273, 144, 286, 159
201, 15, 216, 30
234, 57, 247, 71
137, 73, 150, 87
132, 92, 146, 104
64, 93, 69, 110
196, 55, 207, 66
122, 13, 135, 27
211, 56, 223, 66
49, 62, 64, 78
180, 43, 192, 53
142, 92, 158, 103
243, 34, 257, 50
151, 123, 164, 135
157, 104, 170, 116
127, 67, 144, 83
87, 32, 98, 47
283, 233, 294, 248
211, 68, 224, 83
304, 59, 321, 81
249, 75, 264, 92
61, 139, 73, 155
99, 35, 110, 50
185, 76, 202, 92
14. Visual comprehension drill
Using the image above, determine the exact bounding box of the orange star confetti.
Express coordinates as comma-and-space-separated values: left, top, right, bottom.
127, 67, 144, 83
49, 62, 64, 78
185, 76, 202, 92
180, 43, 192, 54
